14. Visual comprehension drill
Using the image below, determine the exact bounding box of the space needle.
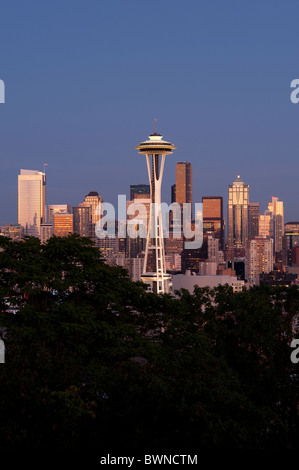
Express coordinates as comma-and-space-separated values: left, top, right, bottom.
135, 122, 176, 294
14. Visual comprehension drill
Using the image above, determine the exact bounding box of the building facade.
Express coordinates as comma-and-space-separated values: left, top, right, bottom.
268, 196, 284, 254
202, 196, 224, 250
245, 237, 273, 286
18, 169, 46, 238
48, 204, 71, 224
282, 222, 299, 266
73, 206, 91, 238
53, 213, 73, 237
227, 175, 249, 252
175, 161, 192, 205
248, 202, 260, 239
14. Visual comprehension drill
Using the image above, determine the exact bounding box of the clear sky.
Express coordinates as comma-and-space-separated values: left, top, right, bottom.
0, 0, 298, 225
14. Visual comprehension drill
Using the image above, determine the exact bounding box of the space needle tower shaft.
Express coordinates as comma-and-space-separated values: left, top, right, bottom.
135, 124, 176, 294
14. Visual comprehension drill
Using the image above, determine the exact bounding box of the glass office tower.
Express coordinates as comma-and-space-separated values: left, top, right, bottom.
18, 169, 46, 237
227, 175, 249, 250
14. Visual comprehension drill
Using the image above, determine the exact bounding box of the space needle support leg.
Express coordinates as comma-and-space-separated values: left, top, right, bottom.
143, 153, 152, 275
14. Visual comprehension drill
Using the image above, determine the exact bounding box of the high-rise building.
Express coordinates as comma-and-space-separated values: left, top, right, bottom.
170, 162, 192, 229
207, 234, 221, 263
53, 214, 73, 237
245, 237, 273, 286
48, 204, 71, 224
18, 169, 46, 238
130, 184, 150, 200
73, 206, 91, 238
268, 196, 284, 254
81, 191, 103, 244
259, 209, 272, 237
282, 222, 299, 266
125, 196, 149, 259
202, 196, 224, 250
81, 191, 103, 224
175, 162, 192, 205
227, 175, 249, 251
248, 203, 260, 239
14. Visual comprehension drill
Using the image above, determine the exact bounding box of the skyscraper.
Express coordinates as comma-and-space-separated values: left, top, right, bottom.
259, 209, 272, 237
53, 214, 73, 237
125, 194, 149, 259
282, 222, 299, 266
81, 191, 103, 244
202, 196, 224, 250
245, 237, 273, 286
48, 204, 71, 223
73, 206, 91, 238
18, 169, 46, 238
268, 196, 284, 254
248, 202, 260, 239
171, 161, 192, 230
81, 192, 103, 224
175, 162, 192, 205
227, 175, 249, 251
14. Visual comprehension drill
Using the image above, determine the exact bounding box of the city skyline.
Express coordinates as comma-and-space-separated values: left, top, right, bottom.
0, 1, 299, 225
10, 164, 295, 233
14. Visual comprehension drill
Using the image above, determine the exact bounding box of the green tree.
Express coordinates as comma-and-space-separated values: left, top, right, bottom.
0, 235, 298, 452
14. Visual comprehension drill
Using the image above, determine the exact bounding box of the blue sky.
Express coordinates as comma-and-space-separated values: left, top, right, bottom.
0, 0, 298, 224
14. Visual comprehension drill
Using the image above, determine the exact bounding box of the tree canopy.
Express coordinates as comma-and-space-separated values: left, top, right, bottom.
0, 234, 298, 455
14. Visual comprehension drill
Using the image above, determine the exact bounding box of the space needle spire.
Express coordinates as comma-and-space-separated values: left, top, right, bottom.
135, 125, 176, 294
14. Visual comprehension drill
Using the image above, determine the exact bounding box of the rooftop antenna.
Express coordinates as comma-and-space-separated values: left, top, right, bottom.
154, 118, 157, 134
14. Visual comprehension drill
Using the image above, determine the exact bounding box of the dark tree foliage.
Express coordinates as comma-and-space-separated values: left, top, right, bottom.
0, 235, 298, 455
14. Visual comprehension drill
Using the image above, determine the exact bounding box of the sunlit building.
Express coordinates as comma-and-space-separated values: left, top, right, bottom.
18, 169, 46, 238
81, 191, 103, 244
227, 175, 249, 253
202, 196, 224, 250
170, 161, 192, 229
175, 162, 192, 205
268, 196, 284, 254
53, 213, 73, 237
125, 196, 149, 258
73, 206, 91, 238
259, 210, 272, 237
48, 204, 71, 223
81, 191, 103, 224
245, 237, 273, 286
